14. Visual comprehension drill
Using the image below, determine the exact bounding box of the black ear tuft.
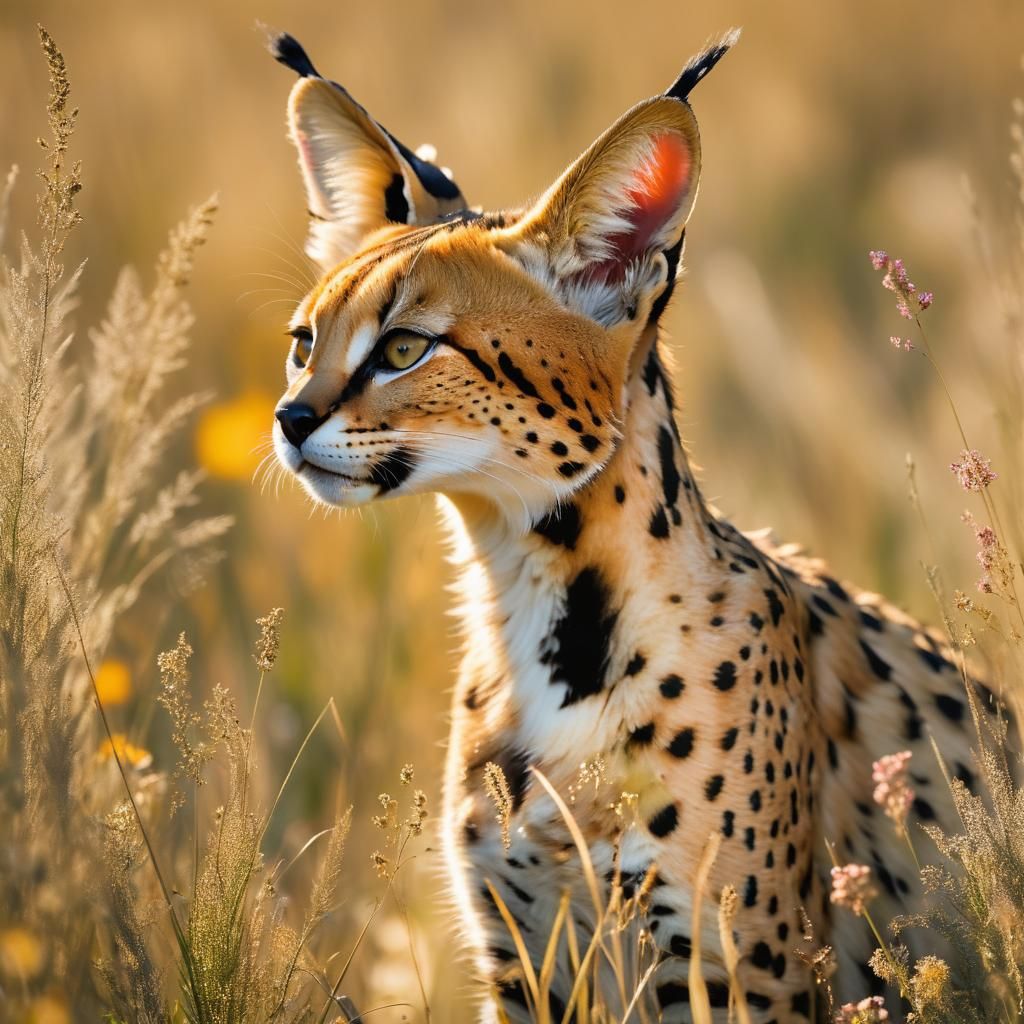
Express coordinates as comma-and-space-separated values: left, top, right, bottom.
270, 32, 319, 78
665, 28, 740, 103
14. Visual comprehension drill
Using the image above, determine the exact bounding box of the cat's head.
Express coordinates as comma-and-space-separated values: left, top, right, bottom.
269, 31, 736, 522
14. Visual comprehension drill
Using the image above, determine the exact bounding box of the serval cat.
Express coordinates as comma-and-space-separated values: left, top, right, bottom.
268, 31, 996, 1021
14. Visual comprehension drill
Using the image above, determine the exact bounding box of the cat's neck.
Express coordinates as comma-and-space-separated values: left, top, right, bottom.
440, 334, 730, 740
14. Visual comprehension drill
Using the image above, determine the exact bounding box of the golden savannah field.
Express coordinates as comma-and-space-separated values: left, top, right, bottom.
1, 1, 1024, 1021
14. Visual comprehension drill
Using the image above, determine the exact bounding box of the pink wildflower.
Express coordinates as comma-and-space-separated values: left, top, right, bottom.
835, 996, 890, 1023
830, 864, 877, 915
889, 336, 913, 352
962, 511, 1008, 595
869, 250, 932, 319
872, 751, 914, 825
949, 449, 997, 492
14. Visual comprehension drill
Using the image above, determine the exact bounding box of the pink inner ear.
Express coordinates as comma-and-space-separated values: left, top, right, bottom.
592, 133, 692, 282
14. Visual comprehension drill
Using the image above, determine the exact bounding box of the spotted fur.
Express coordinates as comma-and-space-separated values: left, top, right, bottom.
268, 33, 997, 1022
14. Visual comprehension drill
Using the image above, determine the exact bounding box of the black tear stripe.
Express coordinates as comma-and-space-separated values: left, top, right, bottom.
440, 337, 497, 382
497, 352, 540, 397
543, 567, 619, 706
368, 446, 417, 492
533, 503, 582, 550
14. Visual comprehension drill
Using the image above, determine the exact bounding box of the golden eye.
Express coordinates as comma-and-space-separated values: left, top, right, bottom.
290, 327, 313, 368
382, 332, 430, 371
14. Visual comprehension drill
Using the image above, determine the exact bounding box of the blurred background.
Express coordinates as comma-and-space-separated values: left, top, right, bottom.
2, 0, 1023, 1017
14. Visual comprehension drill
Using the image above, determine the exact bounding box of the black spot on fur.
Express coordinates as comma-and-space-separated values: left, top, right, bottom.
713, 661, 737, 691
935, 693, 965, 722
648, 803, 679, 837
860, 610, 884, 632
912, 796, 936, 820
628, 722, 655, 747
660, 674, 684, 697
657, 425, 681, 506
533, 503, 582, 550
667, 727, 695, 758
764, 589, 785, 627
807, 608, 824, 636
705, 775, 724, 800
744, 875, 758, 907
751, 941, 774, 971
657, 982, 690, 1006
383, 172, 410, 223
544, 568, 619, 706
721, 727, 739, 751
625, 652, 646, 676
791, 991, 812, 1017
859, 640, 892, 681
918, 646, 951, 673
649, 505, 670, 539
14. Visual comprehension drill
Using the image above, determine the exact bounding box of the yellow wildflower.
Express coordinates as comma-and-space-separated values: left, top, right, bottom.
28, 994, 70, 1024
0, 926, 44, 979
195, 390, 275, 481
97, 733, 153, 769
94, 658, 131, 706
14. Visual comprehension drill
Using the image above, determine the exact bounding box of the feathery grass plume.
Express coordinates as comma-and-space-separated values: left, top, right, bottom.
255, 607, 285, 671
717, 885, 753, 1024
795, 909, 836, 1018
156, 621, 363, 1024
95, 803, 166, 1024
483, 761, 514, 852
58, 193, 230, 659
0, 28, 231, 1020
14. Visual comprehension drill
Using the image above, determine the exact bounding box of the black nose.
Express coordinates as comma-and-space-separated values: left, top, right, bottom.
275, 402, 326, 448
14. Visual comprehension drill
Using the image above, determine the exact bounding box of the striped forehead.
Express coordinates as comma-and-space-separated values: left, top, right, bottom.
298, 209, 524, 329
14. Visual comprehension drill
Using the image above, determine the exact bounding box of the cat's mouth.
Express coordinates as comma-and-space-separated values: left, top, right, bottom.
294, 461, 380, 507
273, 436, 381, 507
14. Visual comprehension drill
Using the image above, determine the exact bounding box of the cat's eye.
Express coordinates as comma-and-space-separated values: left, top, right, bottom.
290, 326, 314, 367
382, 332, 431, 372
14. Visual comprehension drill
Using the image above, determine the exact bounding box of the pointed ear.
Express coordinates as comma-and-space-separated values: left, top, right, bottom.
507, 97, 701, 325
272, 34, 470, 268
502, 31, 738, 326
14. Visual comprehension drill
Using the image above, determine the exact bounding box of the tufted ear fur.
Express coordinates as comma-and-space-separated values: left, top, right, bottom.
272, 33, 470, 268
503, 31, 738, 327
